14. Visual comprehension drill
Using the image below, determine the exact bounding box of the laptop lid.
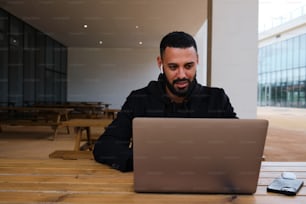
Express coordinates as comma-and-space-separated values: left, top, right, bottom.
133, 118, 268, 194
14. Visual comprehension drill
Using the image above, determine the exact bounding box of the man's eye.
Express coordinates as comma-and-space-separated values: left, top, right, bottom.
185, 64, 193, 69
168, 65, 177, 70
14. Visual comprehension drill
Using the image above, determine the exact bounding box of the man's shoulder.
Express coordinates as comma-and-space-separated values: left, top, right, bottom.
195, 84, 225, 94
129, 80, 160, 96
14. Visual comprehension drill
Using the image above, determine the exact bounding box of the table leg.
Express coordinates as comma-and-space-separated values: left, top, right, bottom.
79, 127, 92, 151
74, 127, 82, 151
61, 113, 70, 134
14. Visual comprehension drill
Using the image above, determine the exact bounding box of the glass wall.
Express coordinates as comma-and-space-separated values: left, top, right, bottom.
0, 8, 67, 106
0, 9, 9, 106
258, 34, 306, 108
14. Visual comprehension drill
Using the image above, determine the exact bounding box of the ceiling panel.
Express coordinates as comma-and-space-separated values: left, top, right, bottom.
1, 0, 207, 48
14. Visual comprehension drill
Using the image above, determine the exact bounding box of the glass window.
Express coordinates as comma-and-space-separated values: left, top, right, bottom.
54, 42, 61, 72
293, 68, 299, 84
45, 70, 55, 102
287, 69, 293, 84
258, 34, 306, 108
271, 72, 276, 84
275, 42, 281, 71
23, 24, 36, 104
300, 34, 306, 67
0, 9, 67, 106
0, 9, 8, 105
299, 79, 306, 107
287, 38, 293, 69
261, 73, 266, 84
280, 41, 287, 70
300, 67, 306, 81
46, 37, 54, 71
271, 85, 277, 105
271, 44, 276, 71
280, 70, 287, 83
35, 31, 46, 102
293, 36, 299, 68
281, 81, 287, 106
9, 16, 23, 106
258, 48, 263, 74
261, 47, 266, 73
266, 46, 271, 73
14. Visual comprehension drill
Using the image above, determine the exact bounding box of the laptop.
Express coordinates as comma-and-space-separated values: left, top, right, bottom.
133, 118, 268, 194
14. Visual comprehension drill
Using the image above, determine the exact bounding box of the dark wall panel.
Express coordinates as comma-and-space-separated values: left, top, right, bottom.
0, 8, 67, 107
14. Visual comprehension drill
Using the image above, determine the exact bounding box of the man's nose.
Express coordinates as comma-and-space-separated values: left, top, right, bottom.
177, 67, 187, 78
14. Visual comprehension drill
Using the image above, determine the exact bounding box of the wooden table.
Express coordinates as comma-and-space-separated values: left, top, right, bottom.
0, 106, 73, 139
33, 103, 106, 118
103, 108, 120, 119
0, 159, 305, 203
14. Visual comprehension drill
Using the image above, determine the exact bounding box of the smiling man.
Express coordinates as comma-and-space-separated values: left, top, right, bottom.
157, 33, 199, 102
93, 31, 237, 172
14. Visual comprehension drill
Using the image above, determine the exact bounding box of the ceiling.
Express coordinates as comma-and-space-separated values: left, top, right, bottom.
1, 0, 207, 48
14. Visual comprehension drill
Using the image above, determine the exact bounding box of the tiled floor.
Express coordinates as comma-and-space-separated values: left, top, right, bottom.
0, 107, 305, 161
257, 107, 306, 161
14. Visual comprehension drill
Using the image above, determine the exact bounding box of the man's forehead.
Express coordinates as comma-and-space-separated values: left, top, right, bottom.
162, 47, 198, 60
164, 46, 197, 52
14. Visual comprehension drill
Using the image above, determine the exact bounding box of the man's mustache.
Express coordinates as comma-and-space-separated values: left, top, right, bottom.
173, 78, 190, 85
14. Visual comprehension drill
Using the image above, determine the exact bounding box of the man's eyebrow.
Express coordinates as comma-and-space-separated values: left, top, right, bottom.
167, 61, 195, 65
185, 62, 196, 66
167, 63, 178, 66
166, 62, 195, 67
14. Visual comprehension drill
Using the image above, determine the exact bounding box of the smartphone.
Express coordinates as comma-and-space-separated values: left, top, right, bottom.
267, 177, 304, 196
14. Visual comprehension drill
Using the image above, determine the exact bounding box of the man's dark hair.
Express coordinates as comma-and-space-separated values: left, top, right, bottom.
160, 31, 198, 59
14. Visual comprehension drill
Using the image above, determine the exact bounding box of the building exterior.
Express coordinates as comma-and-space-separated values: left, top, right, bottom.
258, 5, 306, 108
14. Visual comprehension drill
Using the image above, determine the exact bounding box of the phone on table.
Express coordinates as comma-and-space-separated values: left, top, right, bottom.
267, 172, 304, 196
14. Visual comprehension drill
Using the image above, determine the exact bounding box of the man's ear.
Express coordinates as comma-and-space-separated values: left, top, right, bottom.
157, 56, 163, 73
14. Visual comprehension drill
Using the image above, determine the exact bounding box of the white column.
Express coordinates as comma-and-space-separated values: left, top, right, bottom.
210, 0, 258, 118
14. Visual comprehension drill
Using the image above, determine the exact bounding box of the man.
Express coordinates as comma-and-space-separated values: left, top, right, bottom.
93, 31, 237, 172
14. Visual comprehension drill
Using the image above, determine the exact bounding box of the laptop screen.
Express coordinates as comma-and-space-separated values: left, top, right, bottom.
133, 118, 268, 194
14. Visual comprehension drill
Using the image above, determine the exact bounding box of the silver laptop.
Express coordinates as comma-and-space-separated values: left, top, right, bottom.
133, 118, 268, 194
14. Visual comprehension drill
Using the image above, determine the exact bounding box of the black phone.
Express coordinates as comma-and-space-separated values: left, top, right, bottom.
267, 177, 304, 196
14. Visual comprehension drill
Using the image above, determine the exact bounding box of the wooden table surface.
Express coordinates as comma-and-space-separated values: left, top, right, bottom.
0, 159, 305, 203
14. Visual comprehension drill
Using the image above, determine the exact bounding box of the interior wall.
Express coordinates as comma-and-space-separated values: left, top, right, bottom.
195, 21, 208, 85
67, 29, 207, 109
67, 48, 159, 109
210, 0, 258, 118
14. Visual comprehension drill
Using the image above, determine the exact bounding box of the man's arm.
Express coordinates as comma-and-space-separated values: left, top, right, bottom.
93, 96, 135, 172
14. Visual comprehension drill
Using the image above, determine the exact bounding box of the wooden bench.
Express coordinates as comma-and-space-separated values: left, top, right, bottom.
49, 150, 93, 160
0, 107, 73, 139
49, 118, 113, 159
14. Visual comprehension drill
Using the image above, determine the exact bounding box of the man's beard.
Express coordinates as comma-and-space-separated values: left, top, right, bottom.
163, 74, 196, 97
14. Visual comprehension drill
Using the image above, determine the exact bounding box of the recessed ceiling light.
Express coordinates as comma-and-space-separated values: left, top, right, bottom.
136, 25, 139, 29
139, 41, 143, 45
99, 40, 103, 45
83, 24, 88, 28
